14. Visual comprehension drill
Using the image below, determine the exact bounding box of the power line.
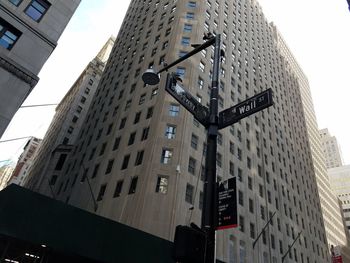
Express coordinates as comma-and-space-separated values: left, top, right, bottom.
20, 103, 58, 108
0, 136, 31, 144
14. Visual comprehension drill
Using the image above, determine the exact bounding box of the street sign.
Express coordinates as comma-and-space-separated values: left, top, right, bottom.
165, 74, 209, 126
218, 89, 273, 129
216, 177, 237, 230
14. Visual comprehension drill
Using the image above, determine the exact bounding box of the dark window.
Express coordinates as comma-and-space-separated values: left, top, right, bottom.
99, 143, 106, 155
113, 137, 121, 150
97, 184, 107, 201
105, 159, 114, 174
25, 0, 50, 22
128, 177, 138, 194
188, 157, 196, 175
54, 154, 67, 171
141, 127, 150, 141
0, 17, 22, 50
92, 164, 100, 178
146, 107, 153, 119
185, 184, 194, 203
135, 150, 144, 166
134, 111, 141, 124
119, 117, 127, 129
128, 132, 136, 145
121, 155, 130, 170
113, 180, 123, 198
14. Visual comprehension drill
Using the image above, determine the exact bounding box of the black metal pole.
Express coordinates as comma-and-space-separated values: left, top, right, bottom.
201, 34, 221, 263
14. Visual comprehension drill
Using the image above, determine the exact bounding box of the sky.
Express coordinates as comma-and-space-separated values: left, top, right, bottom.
0, 0, 350, 166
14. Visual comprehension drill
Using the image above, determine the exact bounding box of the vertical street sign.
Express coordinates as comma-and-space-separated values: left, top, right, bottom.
218, 89, 273, 129
165, 74, 209, 126
216, 177, 237, 230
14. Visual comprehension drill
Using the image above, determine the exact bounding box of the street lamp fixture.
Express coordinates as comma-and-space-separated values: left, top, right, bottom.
142, 68, 160, 85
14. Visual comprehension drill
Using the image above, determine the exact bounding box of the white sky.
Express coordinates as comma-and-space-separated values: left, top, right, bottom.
1, 0, 350, 166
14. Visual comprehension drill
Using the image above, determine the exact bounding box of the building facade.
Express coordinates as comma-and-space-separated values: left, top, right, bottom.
27, 0, 331, 262
7, 137, 41, 186
0, 0, 80, 138
319, 128, 343, 169
24, 37, 115, 194
273, 28, 350, 261
328, 165, 350, 237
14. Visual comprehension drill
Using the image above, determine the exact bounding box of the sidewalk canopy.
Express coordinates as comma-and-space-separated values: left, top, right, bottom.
0, 184, 175, 263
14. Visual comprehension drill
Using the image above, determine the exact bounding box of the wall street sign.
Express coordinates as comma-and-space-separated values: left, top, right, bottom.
218, 89, 273, 129
165, 74, 209, 126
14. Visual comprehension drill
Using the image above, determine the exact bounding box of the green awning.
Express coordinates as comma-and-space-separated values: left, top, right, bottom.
0, 184, 175, 263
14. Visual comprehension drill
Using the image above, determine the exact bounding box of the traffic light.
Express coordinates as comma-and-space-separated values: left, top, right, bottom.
173, 224, 206, 263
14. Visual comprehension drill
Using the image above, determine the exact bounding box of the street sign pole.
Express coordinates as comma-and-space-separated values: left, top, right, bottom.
201, 34, 221, 263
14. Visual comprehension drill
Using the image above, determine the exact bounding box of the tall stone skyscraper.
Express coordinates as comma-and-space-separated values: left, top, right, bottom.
27, 0, 331, 262
0, 0, 80, 137
272, 27, 350, 262
25, 37, 115, 195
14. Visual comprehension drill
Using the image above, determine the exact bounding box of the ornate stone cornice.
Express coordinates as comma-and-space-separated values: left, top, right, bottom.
0, 54, 39, 88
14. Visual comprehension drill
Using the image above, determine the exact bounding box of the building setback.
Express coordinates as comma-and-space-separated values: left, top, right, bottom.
319, 128, 343, 169
27, 0, 331, 262
0, 0, 80, 138
24, 37, 115, 194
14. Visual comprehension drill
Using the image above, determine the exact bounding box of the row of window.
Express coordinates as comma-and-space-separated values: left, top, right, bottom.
96, 174, 171, 201
1, 0, 51, 50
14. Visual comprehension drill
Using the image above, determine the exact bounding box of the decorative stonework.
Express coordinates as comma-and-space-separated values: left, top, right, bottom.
0, 56, 38, 88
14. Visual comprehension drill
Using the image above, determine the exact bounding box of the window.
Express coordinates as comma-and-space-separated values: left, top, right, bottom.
141, 127, 150, 141
191, 134, 198, 149
188, 1, 196, 7
181, 37, 190, 46
198, 78, 204, 90
55, 154, 67, 171
169, 104, 180, 116
161, 149, 172, 164
128, 177, 138, 194
97, 184, 107, 201
176, 67, 186, 77
133, 112, 141, 124
186, 12, 194, 19
113, 180, 123, 198
135, 150, 144, 166
92, 164, 99, 178
8, 0, 23, 6
139, 93, 146, 105
113, 137, 121, 150
105, 159, 114, 174
121, 155, 130, 170
25, 0, 50, 22
188, 157, 196, 175
128, 132, 136, 145
165, 125, 176, 139
119, 117, 127, 129
156, 176, 169, 194
0, 18, 21, 50
184, 24, 193, 32
185, 184, 194, 203
99, 143, 106, 156
250, 223, 255, 239
146, 107, 153, 119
